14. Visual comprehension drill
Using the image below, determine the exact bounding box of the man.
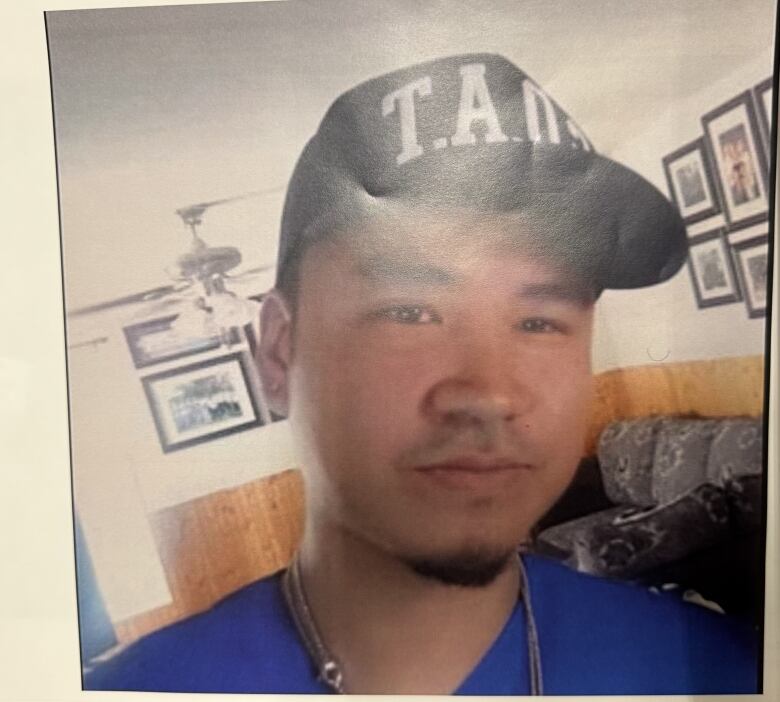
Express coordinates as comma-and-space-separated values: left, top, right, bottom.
85, 54, 758, 695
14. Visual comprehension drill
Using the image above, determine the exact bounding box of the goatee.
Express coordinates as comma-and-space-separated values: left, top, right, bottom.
404, 548, 515, 587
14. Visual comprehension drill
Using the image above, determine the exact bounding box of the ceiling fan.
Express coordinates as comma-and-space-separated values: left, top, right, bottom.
67, 188, 282, 324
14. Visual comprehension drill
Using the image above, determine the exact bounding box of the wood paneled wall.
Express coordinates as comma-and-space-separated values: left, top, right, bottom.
114, 470, 304, 644
114, 355, 765, 644
586, 355, 764, 453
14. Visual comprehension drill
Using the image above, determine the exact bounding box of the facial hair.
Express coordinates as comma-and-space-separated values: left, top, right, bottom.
403, 547, 515, 587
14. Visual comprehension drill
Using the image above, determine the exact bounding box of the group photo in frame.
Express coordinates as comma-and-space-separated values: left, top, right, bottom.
142, 352, 263, 453
37, 0, 777, 698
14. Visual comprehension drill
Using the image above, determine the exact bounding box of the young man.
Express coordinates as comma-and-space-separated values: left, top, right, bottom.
85, 54, 758, 695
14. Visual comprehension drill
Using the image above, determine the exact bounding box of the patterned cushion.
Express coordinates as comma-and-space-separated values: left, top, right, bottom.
597, 418, 663, 507
726, 476, 763, 534
706, 418, 763, 484
570, 484, 729, 579
651, 419, 719, 504
534, 506, 629, 559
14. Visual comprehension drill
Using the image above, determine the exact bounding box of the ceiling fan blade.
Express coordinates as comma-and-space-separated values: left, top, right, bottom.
67, 285, 180, 317
176, 186, 286, 220
224, 263, 275, 279
67, 281, 195, 318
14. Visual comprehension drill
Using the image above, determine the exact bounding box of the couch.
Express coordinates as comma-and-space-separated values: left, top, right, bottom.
534, 416, 764, 624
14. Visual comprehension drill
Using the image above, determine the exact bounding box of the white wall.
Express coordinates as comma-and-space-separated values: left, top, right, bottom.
593, 50, 773, 373
68, 307, 300, 620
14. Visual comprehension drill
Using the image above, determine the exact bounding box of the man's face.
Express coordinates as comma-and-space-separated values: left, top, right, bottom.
266, 212, 594, 571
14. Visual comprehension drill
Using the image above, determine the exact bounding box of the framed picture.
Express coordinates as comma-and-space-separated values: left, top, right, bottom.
687, 229, 742, 309
752, 77, 773, 158
124, 314, 241, 369
142, 352, 263, 452
702, 91, 770, 231
662, 138, 721, 225
732, 235, 770, 318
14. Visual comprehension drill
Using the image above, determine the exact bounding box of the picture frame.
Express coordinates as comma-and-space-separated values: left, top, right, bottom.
753, 77, 773, 159
731, 235, 770, 318
142, 352, 263, 452
702, 91, 770, 231
687, 228, 742, 309
124, 314, 241, 369
662, 137, 721, 225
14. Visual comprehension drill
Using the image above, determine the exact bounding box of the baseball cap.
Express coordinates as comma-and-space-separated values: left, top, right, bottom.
277, 53, 687, 292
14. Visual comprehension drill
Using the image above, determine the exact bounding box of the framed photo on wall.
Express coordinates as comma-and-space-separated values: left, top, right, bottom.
702, 91, 769, 231
142, 352, 263, 452
687, 229, 742, 309
732, 235, 770, 318
124, 314, 242, 369
753, 77, 773, 158
662, 137, 721, 224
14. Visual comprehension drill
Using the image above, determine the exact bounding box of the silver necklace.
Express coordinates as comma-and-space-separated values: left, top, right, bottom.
281, 555, 544, 695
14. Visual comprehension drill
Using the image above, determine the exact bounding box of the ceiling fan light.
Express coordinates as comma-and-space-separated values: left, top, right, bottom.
207, 293, 261, 328
171, 302, 220, 339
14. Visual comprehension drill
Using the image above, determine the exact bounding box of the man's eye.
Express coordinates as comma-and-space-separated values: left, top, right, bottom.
375, 305, 442, 324
517, 317, 562, 333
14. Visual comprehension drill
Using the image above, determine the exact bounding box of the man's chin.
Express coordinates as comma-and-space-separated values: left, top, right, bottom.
401, 547, 516, 588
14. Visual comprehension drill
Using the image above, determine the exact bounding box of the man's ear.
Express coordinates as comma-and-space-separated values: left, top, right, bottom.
256, 289, 293, 417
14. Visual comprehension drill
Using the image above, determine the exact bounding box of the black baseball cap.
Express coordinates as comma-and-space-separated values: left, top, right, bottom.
277, 53, 687, 291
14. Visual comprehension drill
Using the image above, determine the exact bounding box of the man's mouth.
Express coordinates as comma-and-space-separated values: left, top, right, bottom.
412, 457, 533, 491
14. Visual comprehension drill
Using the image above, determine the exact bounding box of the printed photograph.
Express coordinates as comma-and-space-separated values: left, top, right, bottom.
143, 353, 263, 452
687, 230, 742, 308
662, 138, 721, 224
46, 0, 775, 697
703, 91, 770, 230
733, 235, 770, 318
677, 163, 707, 206
719, 124, 762, 206
123, 314, 242, 369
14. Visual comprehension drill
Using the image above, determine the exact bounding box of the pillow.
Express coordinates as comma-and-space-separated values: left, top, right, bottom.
651, 418, 719, 505
571, 483, 729, 579
534, 505, 628, 560
706, 417, 763, 484
597, 418, 663, 507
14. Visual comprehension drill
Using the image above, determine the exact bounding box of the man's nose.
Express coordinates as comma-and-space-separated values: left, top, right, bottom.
421, 336, 533, 428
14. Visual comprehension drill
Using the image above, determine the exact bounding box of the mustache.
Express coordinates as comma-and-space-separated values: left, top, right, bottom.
396, 420, 540, 468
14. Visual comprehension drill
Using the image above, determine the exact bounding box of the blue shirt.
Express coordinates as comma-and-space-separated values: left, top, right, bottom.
84, 554, 758, 695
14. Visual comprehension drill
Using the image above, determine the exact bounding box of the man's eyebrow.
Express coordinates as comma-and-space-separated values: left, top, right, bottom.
355, 257, 456, 285
515, 282, 595, 306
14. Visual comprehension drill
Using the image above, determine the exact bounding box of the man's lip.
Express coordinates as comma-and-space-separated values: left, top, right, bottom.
410, 457, 533, 492
412, 458, 533, 474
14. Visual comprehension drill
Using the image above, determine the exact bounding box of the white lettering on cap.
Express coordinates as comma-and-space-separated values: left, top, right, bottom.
566, 118, 593, 151
522, 79, 561, 144
380, 62, 587, 166
451, 63, 509, 146
382, 76, 432, 165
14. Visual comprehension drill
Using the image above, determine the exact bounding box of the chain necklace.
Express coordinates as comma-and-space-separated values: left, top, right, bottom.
281, 554, 543, 695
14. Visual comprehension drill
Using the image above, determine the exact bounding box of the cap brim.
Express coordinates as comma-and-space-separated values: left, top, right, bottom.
281, 139, 688, 291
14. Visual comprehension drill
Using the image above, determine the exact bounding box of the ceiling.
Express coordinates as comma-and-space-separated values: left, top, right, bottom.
46, 0, 777, 312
